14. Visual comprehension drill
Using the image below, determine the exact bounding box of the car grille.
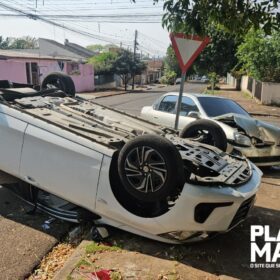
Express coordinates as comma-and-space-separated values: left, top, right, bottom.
228, 195, 256, 229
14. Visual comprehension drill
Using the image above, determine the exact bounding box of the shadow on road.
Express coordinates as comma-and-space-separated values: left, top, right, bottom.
261, 166, 280, 180
0, 186, 71, 239
0, 186, 72, 279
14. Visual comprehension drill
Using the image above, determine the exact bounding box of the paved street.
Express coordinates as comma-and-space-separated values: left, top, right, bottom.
94, 82, 206, 115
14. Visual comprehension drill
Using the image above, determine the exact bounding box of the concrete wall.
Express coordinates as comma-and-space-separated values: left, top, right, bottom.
227, 73, 235, 86
0, 58, 94, 93
227, 73, 280, 105
262, 82, 280, 105
241, 76, 249, 92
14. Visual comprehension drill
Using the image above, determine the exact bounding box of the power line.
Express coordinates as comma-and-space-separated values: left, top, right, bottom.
0, 0, 166, 56
0, 1, 134, 46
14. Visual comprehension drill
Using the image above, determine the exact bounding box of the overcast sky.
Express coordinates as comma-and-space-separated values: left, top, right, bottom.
0, 0, 169, 57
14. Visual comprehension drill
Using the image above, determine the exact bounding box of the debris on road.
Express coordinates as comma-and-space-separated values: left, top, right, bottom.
28, 243, 75, 280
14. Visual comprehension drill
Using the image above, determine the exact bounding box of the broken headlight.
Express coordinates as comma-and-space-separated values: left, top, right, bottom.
234, 132, 251, 147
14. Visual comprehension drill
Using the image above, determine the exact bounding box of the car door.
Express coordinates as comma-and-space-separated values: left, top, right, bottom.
151, 95, 200, 129
20, 124, 103, 211
177, 96, 200, 130
0, 108, 27, 176
151, 95, 177, 127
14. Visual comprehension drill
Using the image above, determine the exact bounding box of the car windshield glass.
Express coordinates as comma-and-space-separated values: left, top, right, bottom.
198, 97, 250, 117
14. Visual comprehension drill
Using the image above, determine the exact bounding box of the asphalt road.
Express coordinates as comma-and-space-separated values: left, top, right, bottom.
95, 82, 206, 115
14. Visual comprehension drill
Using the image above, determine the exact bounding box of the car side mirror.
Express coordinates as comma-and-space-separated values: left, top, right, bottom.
187, 111, 201, 119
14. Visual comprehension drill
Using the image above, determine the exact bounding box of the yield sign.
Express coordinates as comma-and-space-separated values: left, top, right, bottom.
170, 33, 210, 73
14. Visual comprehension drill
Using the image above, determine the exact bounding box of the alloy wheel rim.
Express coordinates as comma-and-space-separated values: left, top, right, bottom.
124, 146, 167, 193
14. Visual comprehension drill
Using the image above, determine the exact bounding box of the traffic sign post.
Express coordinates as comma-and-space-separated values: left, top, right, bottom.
170, 33, 210, 130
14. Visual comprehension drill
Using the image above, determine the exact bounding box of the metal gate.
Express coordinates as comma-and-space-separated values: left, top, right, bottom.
247, 77, 253, 92
255, 80, 262, 101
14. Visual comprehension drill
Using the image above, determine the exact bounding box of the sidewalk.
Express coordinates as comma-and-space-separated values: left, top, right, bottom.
218, 84, 280, 117
77, 84, 167, 100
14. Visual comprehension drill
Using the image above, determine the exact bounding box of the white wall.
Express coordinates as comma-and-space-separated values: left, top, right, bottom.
262, 82, 280, 105
241, 76, 249, 92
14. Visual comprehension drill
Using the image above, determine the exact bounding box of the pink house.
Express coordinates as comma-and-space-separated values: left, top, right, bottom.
0, 50, 94, 92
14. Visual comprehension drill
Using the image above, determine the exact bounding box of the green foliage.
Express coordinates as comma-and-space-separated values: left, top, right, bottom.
208, 72, 219, 90
86, 44, 105, 52
88, 51, 118, 75
237, 29, 280, 82
112, 49, 146, 90
0, 36, 38, 49
193, 26, 239, 76
0, 36, 11, 49
160, 70, 177, 85
164, 46, 180, 76
85, 242, 120, 254
147, 0, 280, 37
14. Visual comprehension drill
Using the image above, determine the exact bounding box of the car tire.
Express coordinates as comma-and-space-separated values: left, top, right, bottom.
180, 119, 227, 151
118, 135, 185, 203
41, 72, 76, 97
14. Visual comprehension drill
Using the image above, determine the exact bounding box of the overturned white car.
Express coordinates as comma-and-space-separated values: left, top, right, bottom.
0, 76, 262, 243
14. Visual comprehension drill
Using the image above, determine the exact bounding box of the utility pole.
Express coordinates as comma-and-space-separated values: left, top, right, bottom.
132, 30, 138, 90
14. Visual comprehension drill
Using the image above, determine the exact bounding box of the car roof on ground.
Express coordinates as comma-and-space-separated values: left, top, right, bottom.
163, 92, 228, 99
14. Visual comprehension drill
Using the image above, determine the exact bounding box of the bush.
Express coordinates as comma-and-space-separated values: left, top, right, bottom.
160, 70, 177, 85
237, 29, 280, 82
208, 72, 219, 90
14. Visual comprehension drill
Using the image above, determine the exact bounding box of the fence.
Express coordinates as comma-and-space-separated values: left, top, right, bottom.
228, 73, 280, 105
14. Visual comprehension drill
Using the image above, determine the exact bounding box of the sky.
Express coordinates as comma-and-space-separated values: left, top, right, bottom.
0, 0, 170, 57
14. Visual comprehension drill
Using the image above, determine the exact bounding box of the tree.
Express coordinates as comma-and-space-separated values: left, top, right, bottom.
164, 46, 180, 77
9, 36, 38, 49
88, 51, 118, 75
87, 44, 105, 53
0, 36, 38, 49
237, 29, 280, 82
136, 0, 280, 37
192, 27, 239, 76
0, 36, 11, 49
112, 49, 146, 91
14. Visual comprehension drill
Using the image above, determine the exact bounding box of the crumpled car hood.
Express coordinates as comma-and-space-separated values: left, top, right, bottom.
214, 113, 280, 144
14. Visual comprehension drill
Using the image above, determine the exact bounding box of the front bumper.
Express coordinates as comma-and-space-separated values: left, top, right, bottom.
234, 145, 280, 166
154, 163, 262, 243
96, 157, 262, 244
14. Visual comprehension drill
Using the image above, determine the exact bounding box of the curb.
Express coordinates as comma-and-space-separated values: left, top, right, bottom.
53, 240, 92, 280
93, 91, 127, 99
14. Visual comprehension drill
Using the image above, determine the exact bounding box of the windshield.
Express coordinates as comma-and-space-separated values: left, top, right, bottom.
198, 97, 250, 117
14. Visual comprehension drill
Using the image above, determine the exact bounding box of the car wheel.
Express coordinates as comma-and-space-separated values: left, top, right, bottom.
118, 135, 185, 203
180, 119, 227, 151
41, 72, 76, 97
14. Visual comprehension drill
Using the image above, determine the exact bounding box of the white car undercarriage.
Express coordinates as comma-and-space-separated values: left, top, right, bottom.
0, 85, 262, 243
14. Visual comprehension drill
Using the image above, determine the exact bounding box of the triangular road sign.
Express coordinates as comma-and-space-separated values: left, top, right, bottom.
170, 33, 210, 73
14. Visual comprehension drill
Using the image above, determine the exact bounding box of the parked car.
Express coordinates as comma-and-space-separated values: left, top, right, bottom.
0, 78, 262, 244
141, 92, 280, 166
175, 78, 181, 84
201, 75, 209, 83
